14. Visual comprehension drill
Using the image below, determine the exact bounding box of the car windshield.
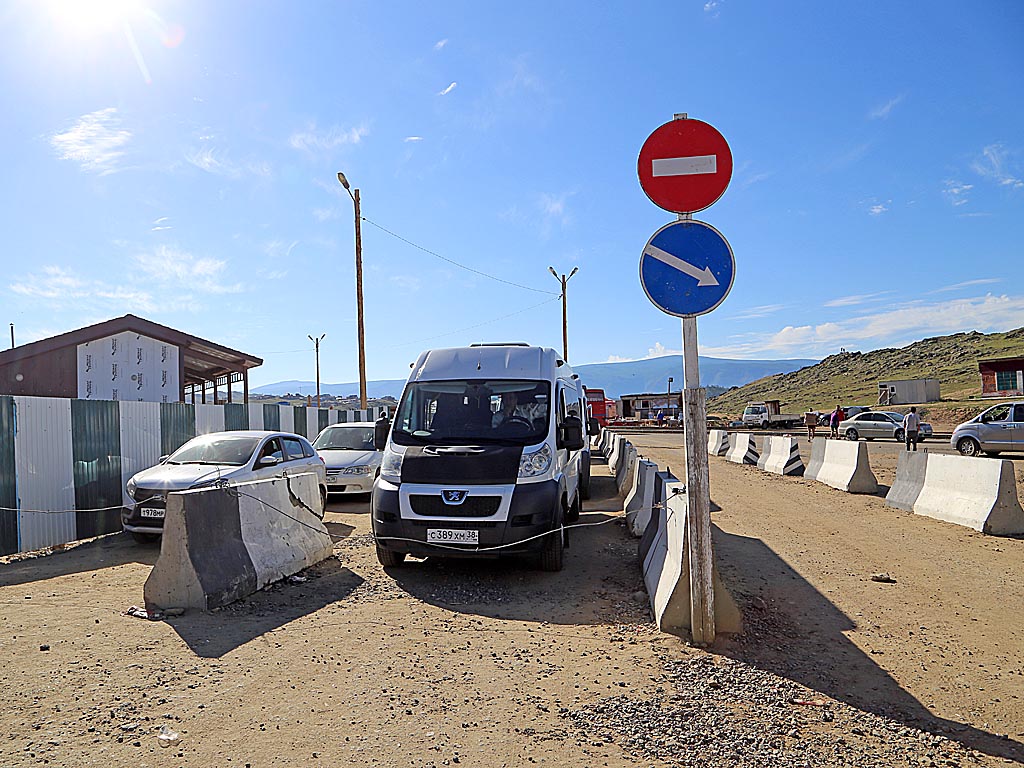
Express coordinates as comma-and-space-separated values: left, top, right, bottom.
167, 435, 261, 466
744, 406, 765, 415
314, 426, 376, 451
882, 412, 903, 422
391, 380, 550, 446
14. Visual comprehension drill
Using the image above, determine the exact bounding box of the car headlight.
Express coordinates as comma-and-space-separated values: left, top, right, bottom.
341, 465, 372, 476
519, 444, 552, 478
126, 477, 137, 500
380, 446, 404, 483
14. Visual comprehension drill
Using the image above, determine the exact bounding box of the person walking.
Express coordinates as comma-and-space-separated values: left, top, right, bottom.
803, 409, 818, 440
903, 407, 921, 451
829, 404, 844, 439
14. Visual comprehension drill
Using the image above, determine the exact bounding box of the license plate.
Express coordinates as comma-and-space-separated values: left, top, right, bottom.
426, 529, 478, 545
139, 507, 165, 519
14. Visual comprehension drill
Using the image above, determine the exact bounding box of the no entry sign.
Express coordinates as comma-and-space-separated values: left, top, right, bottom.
637, 117, 733, 214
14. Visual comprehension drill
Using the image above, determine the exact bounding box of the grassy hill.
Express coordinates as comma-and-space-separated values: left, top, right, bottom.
707, 327, 1024, 420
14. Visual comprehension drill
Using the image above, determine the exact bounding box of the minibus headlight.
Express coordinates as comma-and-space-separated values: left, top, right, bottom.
380, 446, 404, 482
519, 444, 552, 478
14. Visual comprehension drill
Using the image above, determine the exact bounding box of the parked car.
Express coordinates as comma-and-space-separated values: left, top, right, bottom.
951, 402, 1024, 457
312, 422, 383, 496
839, 411, 933, 442
123, 430, 327, 543
819, 405, 871, 427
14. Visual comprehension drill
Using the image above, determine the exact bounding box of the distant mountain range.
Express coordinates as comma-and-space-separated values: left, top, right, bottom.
251, 354, 817, 399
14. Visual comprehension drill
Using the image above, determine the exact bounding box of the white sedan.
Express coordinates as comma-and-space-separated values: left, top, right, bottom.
312, 422, 383, 495
839, 411, 933, 442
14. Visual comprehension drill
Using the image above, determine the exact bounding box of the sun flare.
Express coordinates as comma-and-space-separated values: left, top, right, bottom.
43, 0, 146, 39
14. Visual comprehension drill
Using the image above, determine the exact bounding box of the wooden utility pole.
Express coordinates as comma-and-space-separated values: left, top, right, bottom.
308, 333, 325, 407
549, 266, 578, 361
354, 189, 367, 409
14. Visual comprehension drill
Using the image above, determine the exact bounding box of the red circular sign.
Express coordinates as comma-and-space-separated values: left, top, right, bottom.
637, 118, 733, 214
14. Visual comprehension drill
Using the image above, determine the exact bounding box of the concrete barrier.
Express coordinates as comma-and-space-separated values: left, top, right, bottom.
760, 436, 805, 476
144, 473, 332, 611
608, 434, 625, 472
725, 432, 758, 465
598, 428, 611, 456
625, 459, 658, 536
885, 450, 929, 511
804, 436, 826, 480
912, 454, 1024, 535
604, 432, 619, 461
615, 442, 637, 493
707, 429, 730, 457
805, 439, 878, 493
639, 469, 678, 573
644, 486, 742, 637
756, 436, 771, 471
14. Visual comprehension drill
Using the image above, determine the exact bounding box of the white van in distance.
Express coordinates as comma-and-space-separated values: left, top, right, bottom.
370, 344, 593, 571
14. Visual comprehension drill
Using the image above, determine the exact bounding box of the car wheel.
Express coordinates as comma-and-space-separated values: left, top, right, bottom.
539, 524, 565, 572
760, 421, 769, 430
320, 486, 328, 513
894, 429, 905, 443
132, 532, 161, 545
845, 428, 859, 441
957, 438, 980, 457
375, 545, 406, 567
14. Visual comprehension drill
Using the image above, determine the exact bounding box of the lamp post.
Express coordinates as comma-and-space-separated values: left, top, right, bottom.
548, 266, 579, 362
337, 171, 368, 410
308, 334, 326, 407
668, 376, 674, 419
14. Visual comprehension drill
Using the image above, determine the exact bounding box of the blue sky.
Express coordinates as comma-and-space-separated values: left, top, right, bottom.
1, 0, 1022, 388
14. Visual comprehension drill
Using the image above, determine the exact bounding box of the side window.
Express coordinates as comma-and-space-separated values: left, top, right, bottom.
258, 438, 284, 463
299, 438, 316, 457
1013, 405, 1024, 422
986, 404, 1011, 422
281, 437, 305, 461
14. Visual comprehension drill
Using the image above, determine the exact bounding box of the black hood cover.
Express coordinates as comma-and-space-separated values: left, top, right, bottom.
401, 445, 523, 485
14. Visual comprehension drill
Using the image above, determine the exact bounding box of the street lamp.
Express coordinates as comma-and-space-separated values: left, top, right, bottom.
548, 266, 579, 362
668, 376, 674, 419
308, 334, 326, 407
337, 171, 368, 410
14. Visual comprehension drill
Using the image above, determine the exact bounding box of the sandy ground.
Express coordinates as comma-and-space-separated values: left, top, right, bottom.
0, 437, 1022, 767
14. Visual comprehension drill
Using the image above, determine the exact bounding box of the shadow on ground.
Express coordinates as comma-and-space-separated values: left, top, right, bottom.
163, 557, 364, 658
384, 472, 646, 628
712, 526, 1024, 763
0, 531, 156, 588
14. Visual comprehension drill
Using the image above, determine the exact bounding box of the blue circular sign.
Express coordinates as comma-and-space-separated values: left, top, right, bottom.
639, 219, 735, 317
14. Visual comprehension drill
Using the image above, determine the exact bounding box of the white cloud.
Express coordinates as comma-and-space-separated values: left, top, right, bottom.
11, 265, 156, 312
931, 278, 1001, 293
823, 292, 890, 308
697, 293, 1024, 358
289, 123, 369, 152
185, 146, 242, 177
390, 275, 421, 293
438, 82, 457, 96
404, 136, 424, 143
704, 0, 722, 14
868, 94, 905, 120
131, 246, 244, 294
434, 39, 448, 51
50, 108, 131, 175
868, 201, 890, 215
971, 143, 1023, 189
943, 179, 973, 206
730, 304, 788, 320
312, 207, 338, 222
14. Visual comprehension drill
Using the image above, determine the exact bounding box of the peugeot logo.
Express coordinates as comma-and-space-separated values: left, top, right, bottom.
442, 489, 468, 505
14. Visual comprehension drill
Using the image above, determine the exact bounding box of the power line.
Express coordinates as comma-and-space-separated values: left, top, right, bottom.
361, 216, 559, 296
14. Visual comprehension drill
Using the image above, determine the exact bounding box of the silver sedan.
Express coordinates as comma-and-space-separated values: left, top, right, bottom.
839, 411, 933, 442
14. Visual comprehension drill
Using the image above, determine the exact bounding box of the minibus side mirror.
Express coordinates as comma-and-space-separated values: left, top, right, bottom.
559, 416, 585, 451
374, 416, 391, 450
587, 417, 599, 436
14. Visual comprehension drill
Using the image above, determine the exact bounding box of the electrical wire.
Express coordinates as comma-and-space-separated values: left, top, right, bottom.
361, 216, 560, 296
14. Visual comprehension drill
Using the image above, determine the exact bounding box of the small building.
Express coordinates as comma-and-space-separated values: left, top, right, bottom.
617, 391, 680, 420
876, 378, 940, 406
0, 314, 262, 404
978, 356, 1024, 398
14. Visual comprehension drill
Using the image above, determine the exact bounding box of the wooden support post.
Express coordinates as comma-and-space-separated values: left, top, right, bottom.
243, 370, 249, 404
681, 315, 715, 645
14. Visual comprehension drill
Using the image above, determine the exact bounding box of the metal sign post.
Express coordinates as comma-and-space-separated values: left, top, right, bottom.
636, 113, 734, 646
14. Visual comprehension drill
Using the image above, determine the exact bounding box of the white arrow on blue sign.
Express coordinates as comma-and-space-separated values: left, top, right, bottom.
639, 219, 735, 317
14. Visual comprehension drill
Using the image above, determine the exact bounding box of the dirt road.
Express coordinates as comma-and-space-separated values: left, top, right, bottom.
1, 442, 1022, 767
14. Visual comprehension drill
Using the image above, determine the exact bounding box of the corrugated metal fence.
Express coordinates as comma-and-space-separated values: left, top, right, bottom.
0, 396, 386, 556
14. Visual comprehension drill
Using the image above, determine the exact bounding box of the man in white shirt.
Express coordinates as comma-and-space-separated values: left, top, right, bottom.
902, 407, 921, 451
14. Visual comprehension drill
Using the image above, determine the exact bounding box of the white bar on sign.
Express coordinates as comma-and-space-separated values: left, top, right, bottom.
652, 154, 717, 177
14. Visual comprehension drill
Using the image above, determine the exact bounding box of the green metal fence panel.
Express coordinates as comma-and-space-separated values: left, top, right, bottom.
262, 404, 281, 431
224, 402, 249, 431
339, 410, 348, 423
0, 396, 17, 555
71, 399, 123, 538
318, 409, 330, 433
293, 406, 307, 437
160, 402, 196, 456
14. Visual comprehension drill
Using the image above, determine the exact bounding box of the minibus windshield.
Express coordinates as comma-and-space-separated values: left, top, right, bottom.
391, 380, 550, 446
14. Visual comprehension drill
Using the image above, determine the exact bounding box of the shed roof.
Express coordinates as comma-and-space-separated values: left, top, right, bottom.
0, 314, 262, 385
